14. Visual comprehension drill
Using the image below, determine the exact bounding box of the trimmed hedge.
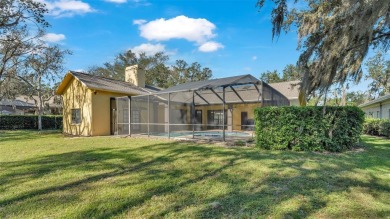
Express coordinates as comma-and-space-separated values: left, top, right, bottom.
363, 118, 390, 138
0, 115, 62, 130
254, 106, 365, 152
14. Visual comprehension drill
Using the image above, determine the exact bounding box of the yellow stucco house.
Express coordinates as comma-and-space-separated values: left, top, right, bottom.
56, 66, 158, 136
56, 65, 298, 138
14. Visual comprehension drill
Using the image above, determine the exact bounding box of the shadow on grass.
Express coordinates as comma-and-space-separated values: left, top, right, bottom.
0, 136, 389, 218
0, 130, 61, 142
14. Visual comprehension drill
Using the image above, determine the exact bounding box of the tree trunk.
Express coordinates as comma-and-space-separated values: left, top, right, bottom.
38, 78, 43, 131
341, 86, 346, 106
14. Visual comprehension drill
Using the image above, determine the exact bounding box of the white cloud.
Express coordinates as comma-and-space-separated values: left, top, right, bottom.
130, 0, 151, 7
198, 41, 224, 52
133, 19, 147, 25
131, 43, 166, 56
252, 56, 257, 60
136, 15, 216, 44
105, 0, 127, 3
41, 33, 66, 42
135, 15, 223, 52
37, 0, 94, 17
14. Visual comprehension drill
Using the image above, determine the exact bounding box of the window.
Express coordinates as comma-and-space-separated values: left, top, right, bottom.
207, 110, 227, 129
71, 109, 81, 124
195, 110, 202, 124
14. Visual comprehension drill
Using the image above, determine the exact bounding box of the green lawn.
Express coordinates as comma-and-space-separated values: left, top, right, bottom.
0, 131, 389, 218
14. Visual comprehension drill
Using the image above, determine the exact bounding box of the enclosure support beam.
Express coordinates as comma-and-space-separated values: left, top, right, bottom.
261, 82, 264, 107
168, 93, 171, 139
115, 98, 118, 136
129, 96, 131, 137
192, 91, 195, 139
254, 83, 260, 94
210, 88, 225, 103
230, 86, 245, 103
147, 95, 150, 137
194, 91, 210, 105
223, 87, 226, 141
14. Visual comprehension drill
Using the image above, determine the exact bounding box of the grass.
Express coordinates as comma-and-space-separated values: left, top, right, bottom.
0, 130, 389, 218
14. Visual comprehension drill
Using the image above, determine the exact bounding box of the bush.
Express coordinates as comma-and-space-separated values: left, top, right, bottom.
254, 106, 365, 152
0, 115, 62, 130
363, 118, 390, 138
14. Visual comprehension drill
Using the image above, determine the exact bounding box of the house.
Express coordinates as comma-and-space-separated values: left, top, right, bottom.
55, 66, 158, 136
56, 65, 294, 137
359, 94, 390, 119
0, 95, 63, 115
15, 95, 63, 115
0, 99, 36, 115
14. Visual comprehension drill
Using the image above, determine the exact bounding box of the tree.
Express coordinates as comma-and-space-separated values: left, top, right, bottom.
282, 64, 301, 81
0, 0, 49, 79
89, 51, 213, 88
346, 91, 367, 106
365, 50, 390, 98
88, 50, 171, 87
0, 73, 33, 98
308, 89, 367, 106
168, 60, 212, 87
257, 0, 390, 105
19, 45, 71, 130
260, 70, 282, 83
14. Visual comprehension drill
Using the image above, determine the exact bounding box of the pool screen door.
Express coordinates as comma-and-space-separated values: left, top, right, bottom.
115, 96, 130, 135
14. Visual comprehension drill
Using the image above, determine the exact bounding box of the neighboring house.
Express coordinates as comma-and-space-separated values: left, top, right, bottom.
56, 65, 294, 136
269, 80, 300, 106
15, 95, 63, 115
359, 95, 390, 119
0, 99, 36, 115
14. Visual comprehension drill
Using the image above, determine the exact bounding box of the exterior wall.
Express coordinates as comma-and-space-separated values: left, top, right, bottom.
92, 91, 131, 136
383, 101, 390, 119
289, 98, 299, 106
361, 100, 390, 119
194, 102, 261, 131
232, 103, 260, 130
62, 78, 93, 136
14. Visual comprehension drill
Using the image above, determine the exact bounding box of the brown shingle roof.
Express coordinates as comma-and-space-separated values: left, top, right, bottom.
68, 71, 152, 95
269, 81, 300, 100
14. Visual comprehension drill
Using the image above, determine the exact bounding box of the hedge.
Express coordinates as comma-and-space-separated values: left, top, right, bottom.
363, 118, 390, 138
254, 106, 365, 152
0, 115, 62, 130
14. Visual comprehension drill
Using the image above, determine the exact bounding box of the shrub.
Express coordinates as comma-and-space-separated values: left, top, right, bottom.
0, 115, 62, 130
254, 106, 365, 152
363, 118, 390, 138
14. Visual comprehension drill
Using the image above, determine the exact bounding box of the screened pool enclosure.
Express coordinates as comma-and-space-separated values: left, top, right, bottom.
110, 74, 289, 141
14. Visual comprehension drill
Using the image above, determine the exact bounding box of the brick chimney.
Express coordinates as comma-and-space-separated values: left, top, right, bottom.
125, 65, 145, 88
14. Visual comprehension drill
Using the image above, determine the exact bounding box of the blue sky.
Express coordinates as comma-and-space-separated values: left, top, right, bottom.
40, 0, 372, 92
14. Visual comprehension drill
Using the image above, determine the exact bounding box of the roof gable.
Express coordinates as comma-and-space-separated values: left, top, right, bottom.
269, 81, 300, 100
